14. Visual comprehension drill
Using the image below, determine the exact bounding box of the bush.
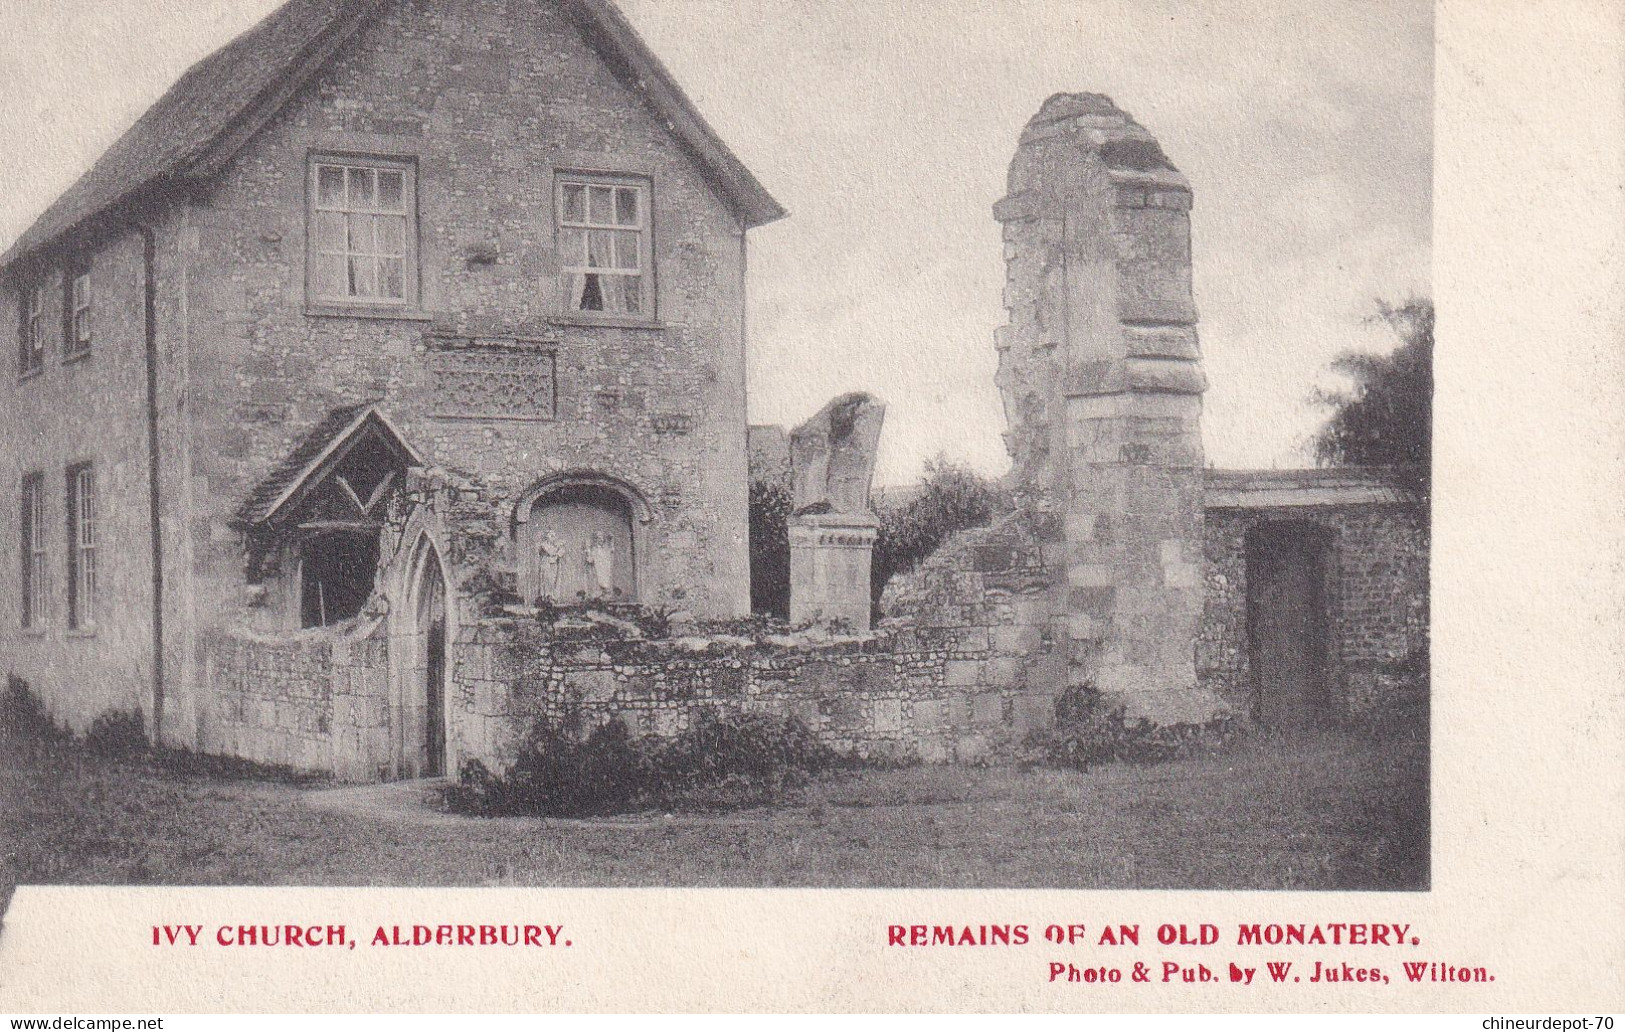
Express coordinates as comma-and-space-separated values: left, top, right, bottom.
447, 707, 844, 817
872, 456, 1005, 611
85, 708, 149, 757
1025, 684, 1237, 772
749, 479, 792, 619
0, 675, 62, 742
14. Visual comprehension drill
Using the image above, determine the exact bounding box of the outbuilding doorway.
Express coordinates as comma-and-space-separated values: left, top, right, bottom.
1245, 521, 1335, 728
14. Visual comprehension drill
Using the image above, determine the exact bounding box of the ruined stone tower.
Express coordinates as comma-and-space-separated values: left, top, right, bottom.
994, 93, 1221, 722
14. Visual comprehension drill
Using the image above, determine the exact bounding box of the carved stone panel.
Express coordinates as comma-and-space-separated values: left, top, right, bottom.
429, 342, 557, 421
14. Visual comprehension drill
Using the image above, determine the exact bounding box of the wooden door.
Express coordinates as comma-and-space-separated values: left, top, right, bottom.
418, 558, 447, 777
1247, 524, 1332, 728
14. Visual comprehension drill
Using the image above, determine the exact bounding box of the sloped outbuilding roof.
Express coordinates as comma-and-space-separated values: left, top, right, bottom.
235, 403, 421, 527
2, 0, 785, 268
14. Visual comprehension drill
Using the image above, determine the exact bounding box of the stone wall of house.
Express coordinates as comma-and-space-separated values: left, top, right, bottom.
0, 220, 186, 736
1197, 501, 1429, 717
134, 0, 776, 757
173, 0, 758, 676
200, 624, 392, 782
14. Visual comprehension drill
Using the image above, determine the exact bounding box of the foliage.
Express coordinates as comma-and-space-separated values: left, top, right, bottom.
1024, 684, 1238, 772
1, 675, 63, 742
85, 709, 149, 757
447, 707, 847, 818
871, 455, 1006, 607
529, 601, 671, 640
1312, 298, 1433, 502
749, 479, 792, 619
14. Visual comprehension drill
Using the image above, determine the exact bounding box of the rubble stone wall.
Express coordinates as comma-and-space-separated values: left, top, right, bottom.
201, 624, 392, 781
1198, 502, 1429, 717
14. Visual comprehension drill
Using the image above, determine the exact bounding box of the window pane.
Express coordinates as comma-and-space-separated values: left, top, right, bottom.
376, 170, 404, 211
314, 210, 345, 250
376, 215, 406, 256
317, 166, 346, 206
614, 231, 640, 270
618, 274, 643, 314
348, 215, 376, 255
348, 167, 376, 209
75, 311, 91, 345
379, 257, 405, 300
314, 253, 345, 296
349, 256, 377, 297
615, 187, 639, 226
72, 274, 88, 308
588, 185, 614, 224
562, 183, 586, 222
578, 272, 604, 311
82, 550, 95, 625
587, 230, 613, 269
559, 227, 585, 264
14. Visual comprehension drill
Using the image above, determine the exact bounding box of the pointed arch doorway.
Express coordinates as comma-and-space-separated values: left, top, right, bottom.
409, 539, 450, 778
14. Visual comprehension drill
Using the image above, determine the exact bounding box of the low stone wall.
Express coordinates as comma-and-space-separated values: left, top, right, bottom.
450, 605, 1062, 772
201, 623, 390, 780
191, 484, 1427, 782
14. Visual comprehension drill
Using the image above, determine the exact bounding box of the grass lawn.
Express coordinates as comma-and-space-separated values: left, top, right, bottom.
0, 725, 1427, 898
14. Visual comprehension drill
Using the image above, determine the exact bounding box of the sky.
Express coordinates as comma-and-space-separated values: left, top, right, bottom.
0, 0, 1432, 486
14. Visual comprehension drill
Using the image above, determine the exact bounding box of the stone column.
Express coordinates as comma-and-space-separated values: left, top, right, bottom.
788, 515, 879, 630
994, 93, 1222, 723
787, 393, 886, 632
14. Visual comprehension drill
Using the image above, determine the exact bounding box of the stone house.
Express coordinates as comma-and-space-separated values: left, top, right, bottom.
0, 0, 784, 778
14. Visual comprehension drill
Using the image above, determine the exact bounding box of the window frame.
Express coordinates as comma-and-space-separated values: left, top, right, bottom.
554, 172, 654, 322
18, 279, 45, 378
63, 256, 92, 359
19, 471, 45, 629
66, 461, 96, 632
306, 153, 420, 313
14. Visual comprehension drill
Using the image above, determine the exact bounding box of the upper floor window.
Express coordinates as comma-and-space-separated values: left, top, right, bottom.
66, 462, 96, 630
557, 175, 650, 317
19, 472, 45, 628
64, 259, 91, 357
18, 281, 45, 376
309, 158, 417, 307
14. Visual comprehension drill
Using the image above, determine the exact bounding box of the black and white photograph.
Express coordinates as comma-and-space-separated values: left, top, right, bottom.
0, 0, 1447, 905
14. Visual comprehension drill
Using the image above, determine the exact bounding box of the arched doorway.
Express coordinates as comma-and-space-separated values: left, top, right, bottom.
1245, 521, 1336, 728
411, 541, 449, 777
517, 482, 638, 604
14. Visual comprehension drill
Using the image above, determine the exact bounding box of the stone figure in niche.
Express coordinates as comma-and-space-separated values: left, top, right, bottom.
535, 532, 564, 601
790, 392, 886, 517
585, 530, 615, 596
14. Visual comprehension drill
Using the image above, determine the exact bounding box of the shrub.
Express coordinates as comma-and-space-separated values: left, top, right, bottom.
872, 456, 1006, 611
85, 708, 149, 757
0, 675, 62, 742
1025, 684, 1237, 772
447, 707, 844, 818
749, 479, 792, 619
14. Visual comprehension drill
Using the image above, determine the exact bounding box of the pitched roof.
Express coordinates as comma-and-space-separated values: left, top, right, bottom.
2, 0, 785, 269
236, 403, 421, 526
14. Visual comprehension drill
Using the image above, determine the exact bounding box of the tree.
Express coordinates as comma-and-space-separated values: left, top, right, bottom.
1312, 297, 1433, 502
871, 456, 1005, 609
748, 479, 792, 619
